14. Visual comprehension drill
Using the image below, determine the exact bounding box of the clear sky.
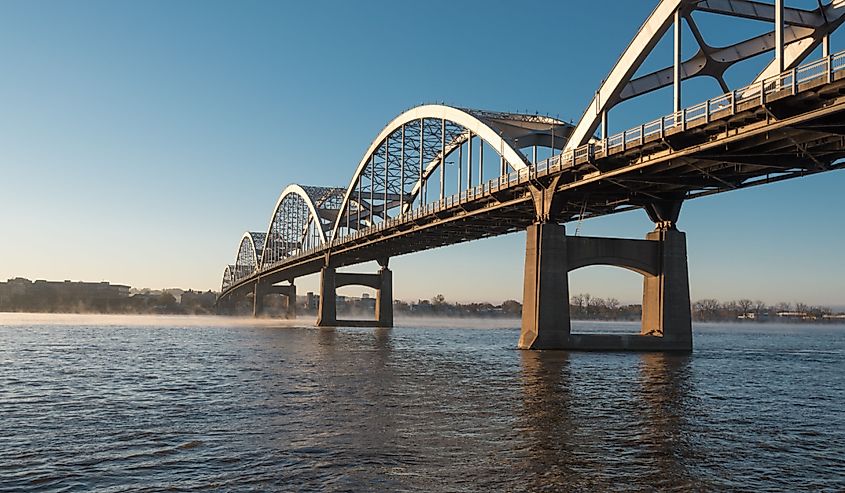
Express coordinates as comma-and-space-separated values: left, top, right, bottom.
1, 1, 843, 307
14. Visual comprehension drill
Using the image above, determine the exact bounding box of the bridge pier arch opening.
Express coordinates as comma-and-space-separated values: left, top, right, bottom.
519, 215, 692, 352
253, 280, 297, 319
317, 263, 393, 328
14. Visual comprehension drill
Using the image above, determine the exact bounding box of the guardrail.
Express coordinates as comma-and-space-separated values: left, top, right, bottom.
227, 49, 845, 290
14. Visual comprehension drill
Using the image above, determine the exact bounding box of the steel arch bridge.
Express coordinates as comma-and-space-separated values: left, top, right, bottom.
219, 0, 845, 351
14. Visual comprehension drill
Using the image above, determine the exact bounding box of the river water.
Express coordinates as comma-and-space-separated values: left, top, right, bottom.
1, 314, 843, 492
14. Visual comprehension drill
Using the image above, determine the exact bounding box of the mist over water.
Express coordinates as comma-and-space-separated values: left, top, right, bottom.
1, 315, 843, 491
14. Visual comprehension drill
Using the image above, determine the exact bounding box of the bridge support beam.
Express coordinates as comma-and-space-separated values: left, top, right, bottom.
519, 222, 571, 349
641, 227, 691, 347
317, 265, 393, 328
253, 281, 297, 319
519, 221, 692, 352
253, 283, 264, 318
317, 267, 337, 326
375, 267, 393, 328
268, 283, 297, 319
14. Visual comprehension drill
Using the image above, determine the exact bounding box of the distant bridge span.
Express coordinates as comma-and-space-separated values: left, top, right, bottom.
219, 0, 845, 351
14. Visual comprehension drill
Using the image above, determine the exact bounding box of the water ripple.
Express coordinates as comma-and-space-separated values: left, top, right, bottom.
0, 317, 843, 491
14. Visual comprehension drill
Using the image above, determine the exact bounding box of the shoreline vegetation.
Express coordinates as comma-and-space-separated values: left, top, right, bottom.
0, 276, 842, 324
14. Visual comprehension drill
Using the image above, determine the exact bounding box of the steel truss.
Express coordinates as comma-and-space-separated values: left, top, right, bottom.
568, 0, 845, 148
232, 232, 265, 285
331, 105, 572, 240
261, 185, 345, 268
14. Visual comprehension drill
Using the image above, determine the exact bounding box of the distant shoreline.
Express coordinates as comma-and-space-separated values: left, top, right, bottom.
1, 309, 843, 325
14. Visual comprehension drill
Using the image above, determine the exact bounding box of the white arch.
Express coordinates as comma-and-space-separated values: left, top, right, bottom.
260, 184, 345, 268
263, 184, 329, 244
233, 231, 264, 281
330, 104, 569, 239
567, 0, 845, 149
221, 265, 235, 292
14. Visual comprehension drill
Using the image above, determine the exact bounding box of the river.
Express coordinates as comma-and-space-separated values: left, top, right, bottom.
1, 314, 843, 491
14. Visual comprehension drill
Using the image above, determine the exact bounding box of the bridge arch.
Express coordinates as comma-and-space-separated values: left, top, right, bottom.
233, 232, 265, 283
330, 104, 572, 239
567, 0, 845, 149
565, 236, 660, 277
261, 184, 345, 268
221, 265, 235, 292
567, 258, 657, 278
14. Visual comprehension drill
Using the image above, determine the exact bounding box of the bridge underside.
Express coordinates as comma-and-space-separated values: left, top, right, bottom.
220, 49, 845, 352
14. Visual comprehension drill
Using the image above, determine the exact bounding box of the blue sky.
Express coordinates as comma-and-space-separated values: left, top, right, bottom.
0, 1, 843, 307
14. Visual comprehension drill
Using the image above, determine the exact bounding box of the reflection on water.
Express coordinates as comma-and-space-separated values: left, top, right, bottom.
518, 352, 702, 491
636, 353, 696, 490
0, 315, 844, 491
518, 351, 578, 489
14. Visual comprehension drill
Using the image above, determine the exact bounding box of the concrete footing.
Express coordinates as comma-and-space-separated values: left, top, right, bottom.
317, 266, 393, 328
519, 222, 692, 352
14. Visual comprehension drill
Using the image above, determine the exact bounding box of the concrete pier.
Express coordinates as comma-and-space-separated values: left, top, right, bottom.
317, 265, 393, 328
641, 227, 691, 348
519, 222, 692, 351
253, 283, 264, 318
519, 222, 570, 349
253, 281, 297, 319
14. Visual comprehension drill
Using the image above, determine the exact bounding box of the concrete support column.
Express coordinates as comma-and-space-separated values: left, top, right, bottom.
375, 267, 393, 327
519, 222, 571, 349
285, 284, 297, 320
316, 267, 337, 326
641, 227, 692, 350
253, 282, 265, 318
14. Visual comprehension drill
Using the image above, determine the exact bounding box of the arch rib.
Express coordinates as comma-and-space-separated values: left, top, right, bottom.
261, 184, 345, 268
221, 264, 235, 292
330, 104, 572, 239
233, 232, 265, 283
567, 0, 845, 149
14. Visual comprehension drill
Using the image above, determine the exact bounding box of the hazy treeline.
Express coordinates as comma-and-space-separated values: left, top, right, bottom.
0, 290, 217, 315
390, 294, 842, 322
390, 294, 641, 320
393, 294, 523, 318
569, 293, 642, 320
691, 299, 837, 321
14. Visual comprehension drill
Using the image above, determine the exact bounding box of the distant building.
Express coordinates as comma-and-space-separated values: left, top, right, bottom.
777, 311, 809, 319
0, 278, 130, 312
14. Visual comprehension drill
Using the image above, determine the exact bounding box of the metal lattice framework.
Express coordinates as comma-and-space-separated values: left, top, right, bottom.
330, 105, 573, 239
568, 0, 845, 148
261, 185, 345, 267
232, 232, 265, 284
221, 265, 235, 292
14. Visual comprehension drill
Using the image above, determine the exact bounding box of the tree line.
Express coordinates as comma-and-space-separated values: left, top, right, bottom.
393, 293, 841, 322
691, 299, 836, 321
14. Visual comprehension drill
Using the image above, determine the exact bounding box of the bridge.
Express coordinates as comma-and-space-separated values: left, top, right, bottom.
217, 0, 845, 351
